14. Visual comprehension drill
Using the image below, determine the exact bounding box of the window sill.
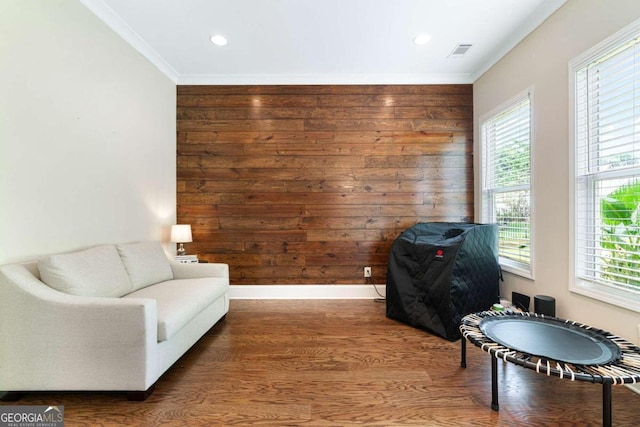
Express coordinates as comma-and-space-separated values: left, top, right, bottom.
570, 279, 640, 314
499, 258, 533, 280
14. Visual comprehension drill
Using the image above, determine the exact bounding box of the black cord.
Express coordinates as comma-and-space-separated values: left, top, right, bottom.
367, 276, 386, 303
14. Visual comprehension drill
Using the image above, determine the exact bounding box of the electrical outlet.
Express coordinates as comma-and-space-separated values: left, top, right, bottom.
364, 267, 372, 278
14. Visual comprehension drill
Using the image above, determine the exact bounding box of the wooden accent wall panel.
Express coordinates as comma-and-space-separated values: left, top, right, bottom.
177, 85, 473, 285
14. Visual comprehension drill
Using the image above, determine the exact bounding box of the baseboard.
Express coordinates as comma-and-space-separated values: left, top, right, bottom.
229, 284, 386, 299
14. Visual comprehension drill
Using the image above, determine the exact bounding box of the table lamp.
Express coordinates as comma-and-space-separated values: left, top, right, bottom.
171, 224, 192, 256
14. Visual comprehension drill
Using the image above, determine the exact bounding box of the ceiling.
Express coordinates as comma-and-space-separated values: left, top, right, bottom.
80, 0, 567, 85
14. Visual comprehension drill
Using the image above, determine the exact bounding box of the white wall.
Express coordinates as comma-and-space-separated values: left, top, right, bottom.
474, 0, 640, 341
0, 0, 176, 263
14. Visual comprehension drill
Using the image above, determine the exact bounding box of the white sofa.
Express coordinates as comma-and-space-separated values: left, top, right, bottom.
0, 242, 229, 400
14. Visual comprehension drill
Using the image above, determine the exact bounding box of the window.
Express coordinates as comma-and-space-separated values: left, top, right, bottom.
480, 90, 533, 278
570, 20, 640, 312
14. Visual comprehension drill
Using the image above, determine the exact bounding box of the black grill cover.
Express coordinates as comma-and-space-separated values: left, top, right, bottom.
386, 222, 500, 341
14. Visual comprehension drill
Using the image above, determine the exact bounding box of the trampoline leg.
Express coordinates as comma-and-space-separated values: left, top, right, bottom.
461, 337, 467, 368
603, 383, 612, 427
491, 356, 499, 411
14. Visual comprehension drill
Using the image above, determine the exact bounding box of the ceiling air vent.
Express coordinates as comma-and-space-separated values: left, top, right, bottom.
449, 43, 472, 58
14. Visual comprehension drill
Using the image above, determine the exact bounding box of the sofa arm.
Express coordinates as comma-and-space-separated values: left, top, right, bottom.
170, 261, 229, 281
0, 264, 158, 391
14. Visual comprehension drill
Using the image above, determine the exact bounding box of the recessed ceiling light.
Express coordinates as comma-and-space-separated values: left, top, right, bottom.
210, 35, 228, 46
413, 34, 431, 45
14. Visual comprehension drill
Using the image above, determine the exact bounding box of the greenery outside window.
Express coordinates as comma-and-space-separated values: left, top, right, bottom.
570, 20, 640, 312
480, 90, 533, 278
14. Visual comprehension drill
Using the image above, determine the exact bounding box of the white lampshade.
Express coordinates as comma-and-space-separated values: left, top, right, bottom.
171, 224, 193, 243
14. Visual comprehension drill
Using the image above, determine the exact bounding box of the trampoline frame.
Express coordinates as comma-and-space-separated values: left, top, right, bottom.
460, 310, 640, 427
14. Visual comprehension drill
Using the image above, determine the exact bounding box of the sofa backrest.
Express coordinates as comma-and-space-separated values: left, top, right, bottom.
38, 245, 133, 297
116, 242, 173, 292
36, 242, 173, 298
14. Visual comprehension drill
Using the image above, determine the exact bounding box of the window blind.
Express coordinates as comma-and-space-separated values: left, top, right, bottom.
482, 95, 531, 267
574, 33, 640, 293
483, 97, 531, 190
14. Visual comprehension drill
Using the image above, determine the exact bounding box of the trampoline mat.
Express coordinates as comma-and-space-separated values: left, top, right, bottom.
479, 315, 621, 365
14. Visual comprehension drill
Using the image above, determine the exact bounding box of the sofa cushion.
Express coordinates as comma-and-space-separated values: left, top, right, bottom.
123, 278, 228, 342
38, 245, 132, 297
117, 241, 173, 291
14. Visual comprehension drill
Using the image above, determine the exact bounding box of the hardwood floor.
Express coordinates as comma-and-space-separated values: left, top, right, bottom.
5, 299, 639, 426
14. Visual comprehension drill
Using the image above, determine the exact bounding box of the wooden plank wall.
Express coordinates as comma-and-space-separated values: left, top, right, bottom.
177, 85, 473, 285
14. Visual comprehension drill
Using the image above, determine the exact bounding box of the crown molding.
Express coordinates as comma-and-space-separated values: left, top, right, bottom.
80, 0, 179, 83
176, 72, 473, 85
471, 0, 567, 82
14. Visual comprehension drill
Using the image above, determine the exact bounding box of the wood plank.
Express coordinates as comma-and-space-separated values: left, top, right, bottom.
303, 253, 390, 265
300, 216, 424, 230
303, 118, 416, 131
379, 205, 473, 217
305, 229, 403, 242
208, 254, 306, 266
177, 94, 320, 107
177, 106, 396, 120
238, 192, 427, 205
177, 119, 305, 132
394, 106, 473, 119
179, 131, 335, 143
230, 265, 380, 280
240, 241, 394, 254
303, 118, 472, 132
185, 241, 245, 253
364, 154, 470, 168
314, 94, 473, 107
217, 216, 303, 230
178, 179, 471, 194
177, 140, 471, 156
178, 192, 431, 206
178, 155, 473, 171
177, 167, 452, 181
192, 230, 308, 242
185, 154, 366, 169
178, 130, 470, 145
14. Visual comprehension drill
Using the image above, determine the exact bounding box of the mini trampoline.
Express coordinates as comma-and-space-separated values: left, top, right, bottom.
460, 310, 640, 427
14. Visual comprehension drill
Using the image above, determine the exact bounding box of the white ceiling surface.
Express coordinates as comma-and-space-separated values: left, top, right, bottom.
81, 0, 567, 85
